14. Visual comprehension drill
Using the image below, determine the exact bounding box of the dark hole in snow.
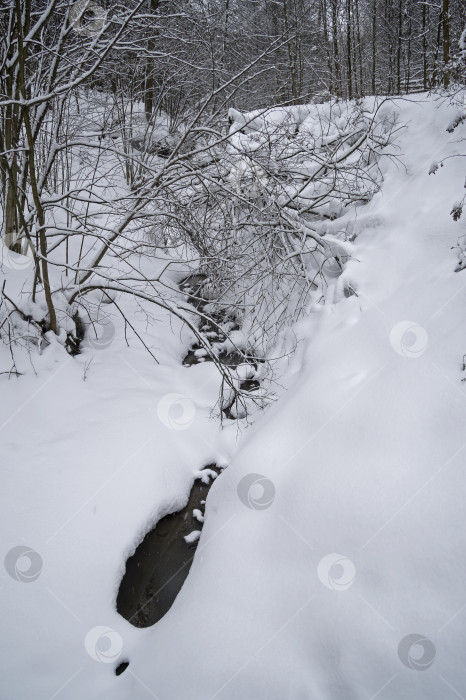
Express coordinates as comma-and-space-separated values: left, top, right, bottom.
115, 661, 129, 676
116, 464, 222, 628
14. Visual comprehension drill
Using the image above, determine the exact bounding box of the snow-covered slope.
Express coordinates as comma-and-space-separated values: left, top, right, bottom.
2, 93, 466, 699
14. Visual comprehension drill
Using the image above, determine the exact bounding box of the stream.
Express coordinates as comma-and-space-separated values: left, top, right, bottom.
116, 274, 262, 628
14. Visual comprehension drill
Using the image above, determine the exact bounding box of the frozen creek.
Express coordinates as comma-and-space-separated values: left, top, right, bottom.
116, 275, 264, 628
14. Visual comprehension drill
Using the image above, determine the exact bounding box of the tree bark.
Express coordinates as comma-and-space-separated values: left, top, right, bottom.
442, 0, 450, 88
396, 0, 402, 94
371, 0, 377, 94
331, 0, 342, 97
346, 0, 353, 99
144, 0, 160, 123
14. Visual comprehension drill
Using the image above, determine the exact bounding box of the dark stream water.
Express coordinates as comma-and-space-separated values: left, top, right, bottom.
116, 275, 262, 629
116, 464, 221, 627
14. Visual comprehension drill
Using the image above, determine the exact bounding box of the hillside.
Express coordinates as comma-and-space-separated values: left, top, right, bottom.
1, 92, 466, 700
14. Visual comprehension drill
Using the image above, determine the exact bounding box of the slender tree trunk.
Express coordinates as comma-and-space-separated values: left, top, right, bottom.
432, 8, 443, 87
321, 0, 334, 93
422, 2, 428, 89
442, 0, 450, 88
346, 0, 352, 99
405, 14, 411, 92
355, 0, 363, 96
331, 0, 341, 97
222, 0, 230, 60
371, 0, 377, 94
1, 8, 19, 247
144, 0, 160, 123
396, 0, 402, 94
15, 0, 57, 332
283, 0, 299, 102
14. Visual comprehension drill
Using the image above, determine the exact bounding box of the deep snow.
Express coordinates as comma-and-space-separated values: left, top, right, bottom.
1, 92, 466, 700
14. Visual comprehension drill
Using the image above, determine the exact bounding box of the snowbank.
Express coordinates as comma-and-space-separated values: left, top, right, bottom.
2, 92, 466, 699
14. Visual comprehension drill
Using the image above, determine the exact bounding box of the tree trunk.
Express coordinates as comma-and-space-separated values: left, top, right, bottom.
422, 3, 428, 89
396, 0, 402, 94
355, 0, 363, 96
321, 0, 334, 93
331, 0, 342, 96
346, 0, 353, 99
144, 0, 160, 123
371, 0, 377, 94
442, 0, 450, 88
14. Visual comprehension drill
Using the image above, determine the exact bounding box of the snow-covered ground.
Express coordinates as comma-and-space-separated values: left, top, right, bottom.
2, 93, 466, 699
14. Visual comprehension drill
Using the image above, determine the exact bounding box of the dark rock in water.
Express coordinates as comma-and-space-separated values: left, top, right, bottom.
180, 274, 265, 416
239, 379, 260, 392
180, 274, 246, 369
115, 661, 129, 676
116, 465, 221, 628
182, 344, 248, 369
182, 344, 212, 367
216, 348, 246, 367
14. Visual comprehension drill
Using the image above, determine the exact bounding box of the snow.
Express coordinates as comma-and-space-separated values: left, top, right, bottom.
0, 275, 231, 698
192, 509, 204, 523
2, 93, 466, 699
194, 468, 219, 485
460, 28, 466, 53
234, 362, 257, 381
184, 531, 201, 544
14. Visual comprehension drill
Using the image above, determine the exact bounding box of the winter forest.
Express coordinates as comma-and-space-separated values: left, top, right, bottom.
1, 1, 466, 698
